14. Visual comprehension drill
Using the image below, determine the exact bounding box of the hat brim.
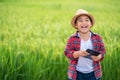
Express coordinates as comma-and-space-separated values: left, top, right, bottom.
71, 13, 95, 29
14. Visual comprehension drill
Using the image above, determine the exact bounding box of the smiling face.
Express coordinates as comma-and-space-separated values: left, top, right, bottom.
75, 15, 92, 34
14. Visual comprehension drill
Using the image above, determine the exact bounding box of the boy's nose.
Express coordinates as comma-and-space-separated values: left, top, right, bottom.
82, 21, 87, 24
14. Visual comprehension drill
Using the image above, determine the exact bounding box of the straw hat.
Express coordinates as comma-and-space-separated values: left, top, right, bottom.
71, 9, 95, 29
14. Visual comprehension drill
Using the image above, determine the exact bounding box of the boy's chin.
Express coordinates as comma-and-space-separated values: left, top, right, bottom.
79, 30, 89, 34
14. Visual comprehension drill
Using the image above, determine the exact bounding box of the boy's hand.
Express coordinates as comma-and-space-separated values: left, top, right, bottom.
73, 50, 89, 58
79, 50, 89, 57
91, 54, 102, 61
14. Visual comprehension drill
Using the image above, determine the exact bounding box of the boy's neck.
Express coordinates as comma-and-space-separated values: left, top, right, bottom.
79, 31, 90, 41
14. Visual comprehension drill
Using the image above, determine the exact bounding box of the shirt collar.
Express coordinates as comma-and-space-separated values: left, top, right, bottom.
76, 31, 92, 38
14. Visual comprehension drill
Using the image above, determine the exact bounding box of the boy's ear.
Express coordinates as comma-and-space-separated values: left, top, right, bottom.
75, 24, 78, 29
75, 26, 78, 29
90, 23, 92, 28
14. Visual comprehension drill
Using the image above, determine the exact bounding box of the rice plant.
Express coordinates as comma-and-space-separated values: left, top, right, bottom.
0, 0, 120, 80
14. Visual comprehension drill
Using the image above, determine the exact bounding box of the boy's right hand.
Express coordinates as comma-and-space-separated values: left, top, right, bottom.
79, 50, 89, 56
73, 50, 89, 58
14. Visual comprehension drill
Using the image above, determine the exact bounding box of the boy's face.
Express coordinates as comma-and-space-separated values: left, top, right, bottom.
75, 15, 92, 34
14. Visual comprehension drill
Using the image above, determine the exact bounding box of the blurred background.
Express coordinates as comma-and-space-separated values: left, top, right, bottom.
0, 0, 120, 80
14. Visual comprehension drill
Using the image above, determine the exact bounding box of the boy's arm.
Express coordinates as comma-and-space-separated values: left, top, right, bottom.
64, 37, 78, 60
90, 35, 106, 61
98, 36, 106, 61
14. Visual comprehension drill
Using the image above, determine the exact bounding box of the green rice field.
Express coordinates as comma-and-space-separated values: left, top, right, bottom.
0, 0, 120, 80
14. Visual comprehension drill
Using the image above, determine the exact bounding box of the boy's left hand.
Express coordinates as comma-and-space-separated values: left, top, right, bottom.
91, 54, 102, 61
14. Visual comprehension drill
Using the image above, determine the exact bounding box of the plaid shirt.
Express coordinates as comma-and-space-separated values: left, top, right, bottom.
64, 31, 106, 80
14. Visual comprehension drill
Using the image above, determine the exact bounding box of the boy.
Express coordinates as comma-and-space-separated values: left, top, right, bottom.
64, 9, 106, 80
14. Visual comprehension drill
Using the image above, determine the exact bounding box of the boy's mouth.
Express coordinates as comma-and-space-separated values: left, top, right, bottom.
81, 26, 88, 28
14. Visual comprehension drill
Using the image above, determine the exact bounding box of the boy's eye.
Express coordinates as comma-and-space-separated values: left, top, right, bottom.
77, 19, 90, 22
77, 19, 83, 22
78, 20, 82, 22
86, 19, 89, 21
